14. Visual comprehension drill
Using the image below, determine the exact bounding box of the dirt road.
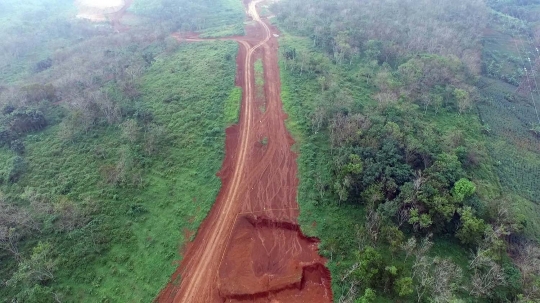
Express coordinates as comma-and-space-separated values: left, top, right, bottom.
156, 1, 333, 302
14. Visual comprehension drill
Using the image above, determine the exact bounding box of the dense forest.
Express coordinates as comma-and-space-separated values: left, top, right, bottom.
272, 0, 540, 301
1, 0, 540, 302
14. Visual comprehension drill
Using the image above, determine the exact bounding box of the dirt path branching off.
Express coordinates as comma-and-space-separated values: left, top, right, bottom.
156, 1, 333, 302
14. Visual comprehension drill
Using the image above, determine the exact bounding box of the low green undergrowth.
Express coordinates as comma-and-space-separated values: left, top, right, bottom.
224, 86, 242, 125
0, 41, 238, 303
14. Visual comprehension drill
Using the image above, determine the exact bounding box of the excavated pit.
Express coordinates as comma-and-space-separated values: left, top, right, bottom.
219, 215, 332, 302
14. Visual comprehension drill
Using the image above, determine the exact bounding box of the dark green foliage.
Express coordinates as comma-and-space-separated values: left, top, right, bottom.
9, 139, 25, 155
7, 108, 47, 135
7, 242, 56, 287
142, 52, 156, 66
0, 127, 13, 147
2, 156, 27, 183
353, 247, 383, 287
355, 288, 376, 303
0, 102, 52, 155
395, 276, 414, 297
279, 37, 467, 300
275, 0, 539, 298
127, 204, 148, 217
456, 207, 486, 245
34, 58, 53, 73
496, 259, 523, 300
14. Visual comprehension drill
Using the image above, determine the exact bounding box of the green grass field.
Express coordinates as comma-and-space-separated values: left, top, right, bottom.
476, 11, 540, 239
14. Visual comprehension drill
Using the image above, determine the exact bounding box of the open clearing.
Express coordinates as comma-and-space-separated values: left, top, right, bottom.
156, 1, 333, 302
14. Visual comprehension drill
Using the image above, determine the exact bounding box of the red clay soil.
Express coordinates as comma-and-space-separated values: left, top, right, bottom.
156, 1, 333, 302
110, 0, 133, 32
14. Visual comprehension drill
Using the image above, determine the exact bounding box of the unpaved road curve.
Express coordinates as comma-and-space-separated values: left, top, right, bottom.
156, 1, 333, 302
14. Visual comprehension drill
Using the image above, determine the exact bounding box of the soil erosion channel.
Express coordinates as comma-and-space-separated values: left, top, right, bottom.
157, 1, 333, 302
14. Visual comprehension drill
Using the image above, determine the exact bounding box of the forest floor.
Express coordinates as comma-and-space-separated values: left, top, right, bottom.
156, 0, 333, 302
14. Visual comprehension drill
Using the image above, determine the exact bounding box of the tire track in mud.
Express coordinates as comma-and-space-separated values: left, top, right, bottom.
156, 1, 333, 302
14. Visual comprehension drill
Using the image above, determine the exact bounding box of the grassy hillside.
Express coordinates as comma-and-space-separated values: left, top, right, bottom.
477, 4, 540, 234
0, 40, 239, 303
0, 0, 244, 301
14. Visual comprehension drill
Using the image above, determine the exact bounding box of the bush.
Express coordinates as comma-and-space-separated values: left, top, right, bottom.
452, 178, 477, 202
2, 156, 27, 183
457, 206, 486, 245
10, 139, 25, 155
34, 58, 53, 73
